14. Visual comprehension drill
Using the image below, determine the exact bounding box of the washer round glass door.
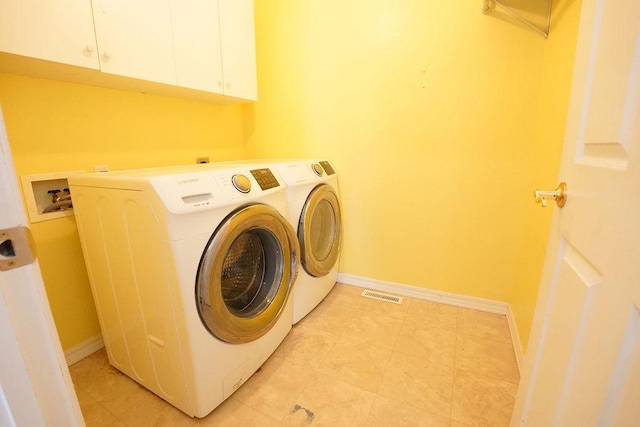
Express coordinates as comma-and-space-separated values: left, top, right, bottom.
299, 184, 342, 277
196, 204, 298, 344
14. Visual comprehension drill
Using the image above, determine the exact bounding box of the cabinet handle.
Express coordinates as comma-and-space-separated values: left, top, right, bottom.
217, 80, 223, 88
83, 45, 96, 56
225, 82, 231, 89
101, 52, 112, 62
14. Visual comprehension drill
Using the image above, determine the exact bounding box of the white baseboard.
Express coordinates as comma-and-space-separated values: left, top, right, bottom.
338, 273, 508, 313
64, 335, 104, 366
505, 305, 525, 372
337, 273, 525, 373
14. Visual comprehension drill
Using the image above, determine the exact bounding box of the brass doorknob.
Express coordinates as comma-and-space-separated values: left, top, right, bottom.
534, 182, 567, 208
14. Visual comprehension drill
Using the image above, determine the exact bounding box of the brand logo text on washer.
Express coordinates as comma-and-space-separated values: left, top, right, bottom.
177, 178, 199, 185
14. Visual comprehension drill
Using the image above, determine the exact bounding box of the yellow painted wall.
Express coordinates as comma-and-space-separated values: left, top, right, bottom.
247, 0, 581, 350
0, 0, 582, 354
247, 1, 544, 300
0, 74, 245, 349
511, 0, 583, 349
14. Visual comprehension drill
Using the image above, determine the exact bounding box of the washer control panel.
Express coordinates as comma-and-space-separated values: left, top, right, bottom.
250, 168, 280, 190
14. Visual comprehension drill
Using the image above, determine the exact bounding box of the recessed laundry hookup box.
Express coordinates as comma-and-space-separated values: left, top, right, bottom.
21, 171, 83, 223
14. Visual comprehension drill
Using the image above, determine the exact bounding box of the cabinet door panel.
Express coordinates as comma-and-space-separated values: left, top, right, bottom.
91, 0, 175, 85
218, 0, 257, 100
0, 0, 99, 69
171, 0, 223, 93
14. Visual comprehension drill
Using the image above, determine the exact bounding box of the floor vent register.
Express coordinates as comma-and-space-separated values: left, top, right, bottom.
360, 290, 403, 304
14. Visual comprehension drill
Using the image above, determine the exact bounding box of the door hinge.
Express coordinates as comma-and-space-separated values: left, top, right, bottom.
0, 226, 35, 272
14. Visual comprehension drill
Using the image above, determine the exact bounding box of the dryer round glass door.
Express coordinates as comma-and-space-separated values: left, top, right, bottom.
196, 204, 299, 344
298, 184, 342, 277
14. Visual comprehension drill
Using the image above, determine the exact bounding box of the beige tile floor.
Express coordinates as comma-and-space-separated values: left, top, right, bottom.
70, 284, 520, 426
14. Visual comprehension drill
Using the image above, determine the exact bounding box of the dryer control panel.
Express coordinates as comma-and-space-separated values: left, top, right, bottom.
319, 161, 335, 175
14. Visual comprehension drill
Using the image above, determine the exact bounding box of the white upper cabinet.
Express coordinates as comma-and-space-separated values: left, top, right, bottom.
91, 0, 176, 85
171, 0, 257, 100
0, 0, 257, 102
171, 0, 224, 93
0, 0, 99, 69
218, 0, 257, 100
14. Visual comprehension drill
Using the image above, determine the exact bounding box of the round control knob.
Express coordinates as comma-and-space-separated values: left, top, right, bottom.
311, 163, 324, 177
231, 174, 251, 193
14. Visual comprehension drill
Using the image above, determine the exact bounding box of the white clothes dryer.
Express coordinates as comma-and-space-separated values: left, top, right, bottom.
270, 160, 342, 324
69, 164, 299, 418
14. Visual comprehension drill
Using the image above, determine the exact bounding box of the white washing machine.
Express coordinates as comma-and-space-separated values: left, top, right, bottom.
270, 160, 342, 324
69, 164, 299, 418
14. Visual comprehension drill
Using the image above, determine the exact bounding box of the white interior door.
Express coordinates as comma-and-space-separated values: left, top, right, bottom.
0, 106, 84, 426
512, 0, 640, 425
